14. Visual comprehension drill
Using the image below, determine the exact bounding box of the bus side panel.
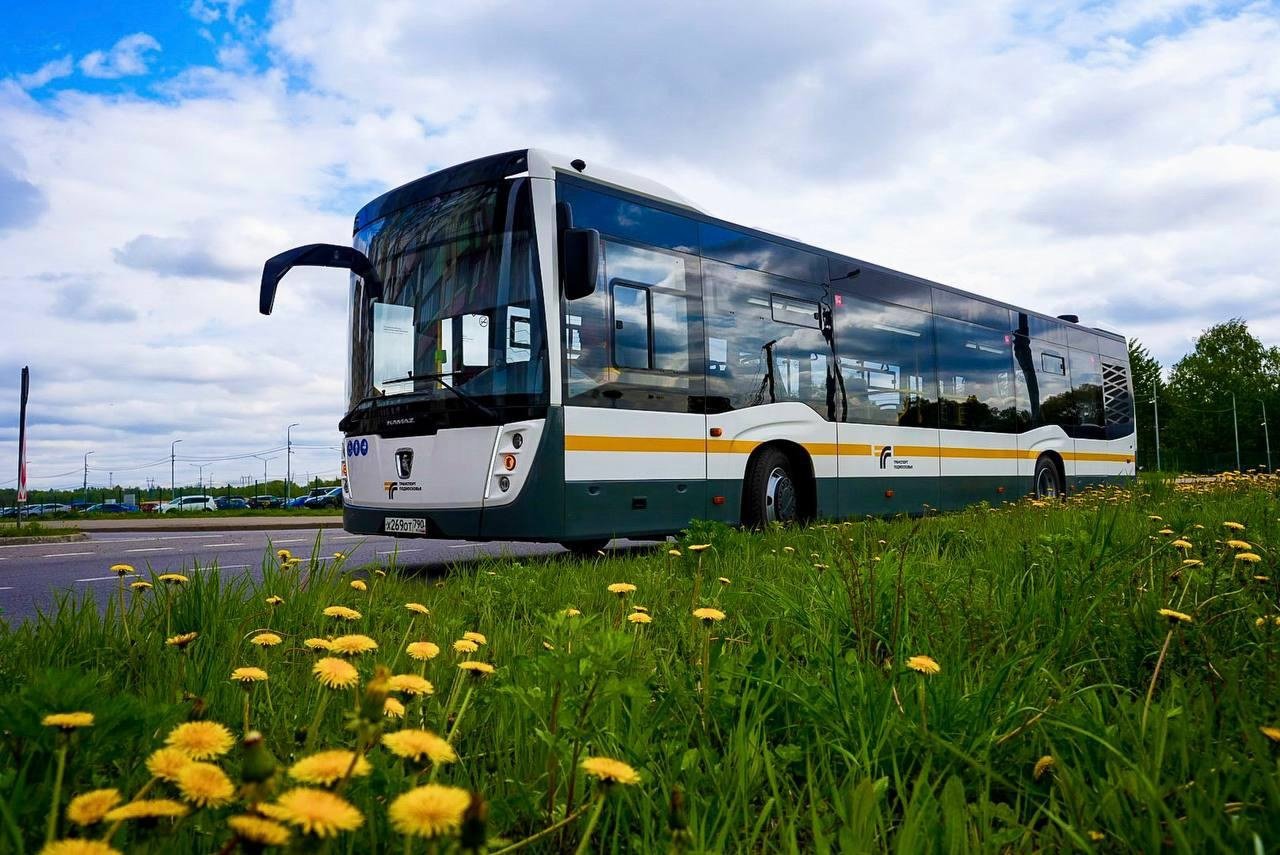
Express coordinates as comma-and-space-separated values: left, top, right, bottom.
1071, 434, 1136, 492
562, 405, 707, 539
937, 429, 1019, 510
707, 402, 838, 520
478, 409, 566, 541
837, 423, 940, 517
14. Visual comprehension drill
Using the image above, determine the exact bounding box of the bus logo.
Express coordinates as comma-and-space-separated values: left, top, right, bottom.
878, 446, 893, 469
395, 448, 414, 479
384, 481, 398, 499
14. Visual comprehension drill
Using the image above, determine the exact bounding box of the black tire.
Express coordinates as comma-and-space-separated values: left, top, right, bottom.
1033, 455, 1063, 499
560, 539, 610, 556
742, 447, 800, 529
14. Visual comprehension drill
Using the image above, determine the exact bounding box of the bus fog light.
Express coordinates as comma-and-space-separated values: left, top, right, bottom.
512, 432, 523, 449
498, 476, 511, 492
503, 454, 517, 471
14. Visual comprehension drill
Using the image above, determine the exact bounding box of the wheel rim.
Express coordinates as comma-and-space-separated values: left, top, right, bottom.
765, 466, 797, 523
1036, 467, 1057, 498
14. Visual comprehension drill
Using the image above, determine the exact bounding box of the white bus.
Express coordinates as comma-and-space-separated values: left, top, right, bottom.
261, 149, 1135, 552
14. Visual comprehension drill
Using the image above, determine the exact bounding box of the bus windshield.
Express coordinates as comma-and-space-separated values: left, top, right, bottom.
348, 177, 546, 418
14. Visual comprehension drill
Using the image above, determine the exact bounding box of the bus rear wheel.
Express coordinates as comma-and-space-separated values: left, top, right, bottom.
1033, 455, 1063, 499
743, 448, 799, 529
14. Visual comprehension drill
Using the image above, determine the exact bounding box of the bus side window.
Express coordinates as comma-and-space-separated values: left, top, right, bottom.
832, 292, 935, 427
611, 283, 652, 370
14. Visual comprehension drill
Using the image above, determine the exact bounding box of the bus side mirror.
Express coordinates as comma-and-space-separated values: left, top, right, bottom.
561, 228, 600, 301
260, 243, 383, 315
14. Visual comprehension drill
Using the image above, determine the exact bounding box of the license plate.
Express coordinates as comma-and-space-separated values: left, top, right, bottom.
385, 517, 427, 535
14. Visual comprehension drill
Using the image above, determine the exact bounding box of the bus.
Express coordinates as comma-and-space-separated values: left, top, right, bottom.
260, 149, 1135, 552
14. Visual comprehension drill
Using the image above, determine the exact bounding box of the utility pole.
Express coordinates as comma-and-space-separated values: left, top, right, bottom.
1263, 400, 1273, 474
252, 454, 275, 493
286, 423, 300, 503
1231, 392, 1241, 472
170, 439, 182, 503
190, 463, 207, 492
1151, 382, 1162, 472
82, 450, 94, 503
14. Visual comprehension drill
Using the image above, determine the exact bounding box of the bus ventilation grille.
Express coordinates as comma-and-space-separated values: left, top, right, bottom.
1101, 361, 1132, 426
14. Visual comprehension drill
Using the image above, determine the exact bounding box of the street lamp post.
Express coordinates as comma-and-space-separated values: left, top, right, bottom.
82, 451, 94, 504
190, 463, 207, 493
1263, 400, 1273, 474
1231, 392, 1241, 472
252, 454, 275, 492
286, 423, 300, 503
170, 439, 183, 503
1150, 381, 1162, 472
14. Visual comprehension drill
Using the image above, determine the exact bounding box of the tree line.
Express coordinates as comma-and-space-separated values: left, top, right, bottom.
1129, 319, 1280, 473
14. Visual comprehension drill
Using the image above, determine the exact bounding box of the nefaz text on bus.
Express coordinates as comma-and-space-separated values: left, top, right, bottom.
261, 149, 1135, 552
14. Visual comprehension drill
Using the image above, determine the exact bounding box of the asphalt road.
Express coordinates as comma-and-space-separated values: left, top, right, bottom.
0, 528, 604, 624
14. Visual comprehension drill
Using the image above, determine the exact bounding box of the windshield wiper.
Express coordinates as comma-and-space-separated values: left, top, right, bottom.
379, 371, 499, 420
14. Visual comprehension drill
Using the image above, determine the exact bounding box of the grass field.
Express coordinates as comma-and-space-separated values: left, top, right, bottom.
1, 476, 1278, 853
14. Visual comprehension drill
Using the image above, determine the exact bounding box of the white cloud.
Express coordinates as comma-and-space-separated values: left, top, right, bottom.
79, 33, 162, 79
3, 1, 1280, 488
15, 56, 74, 90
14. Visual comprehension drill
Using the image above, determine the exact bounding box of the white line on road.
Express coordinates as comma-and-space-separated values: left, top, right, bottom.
41, 551, 95, 558
272, 539, 307, 544
375, 548, 425, 556
447, 543, 480, 549
0, 586, 13, 590
332, 535, 367, 540
203, 543, 242, 548
218, 564, 252, 569
124, 547, 176, 553
76, 576, 118, 582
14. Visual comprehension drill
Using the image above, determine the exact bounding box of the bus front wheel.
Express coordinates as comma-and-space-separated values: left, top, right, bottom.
1033, 455, 1063, 499
743, 448, 799, 529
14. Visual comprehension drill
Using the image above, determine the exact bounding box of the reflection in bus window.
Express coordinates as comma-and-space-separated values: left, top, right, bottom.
832, 293, 935, 427
935, 315, 1015, 432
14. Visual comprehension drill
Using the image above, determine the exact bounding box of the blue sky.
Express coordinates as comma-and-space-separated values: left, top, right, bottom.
2, 0, 1280, 490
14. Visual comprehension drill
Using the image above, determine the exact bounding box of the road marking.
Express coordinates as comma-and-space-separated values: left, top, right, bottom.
447, 543, 480, 549
332, 535, 367, 540
0, 586, 13, 590
124, 547, 176, 553
41, 551, 94, 558
218, 564, 252, 569
272, 539, 307, 544
375, 548, 424, 556
76, 576, 118, 582
203, 543, 242, 548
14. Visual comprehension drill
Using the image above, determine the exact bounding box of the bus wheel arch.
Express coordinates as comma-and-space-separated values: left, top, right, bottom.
1033, 451, 1066, 499
741, 441, 816, 528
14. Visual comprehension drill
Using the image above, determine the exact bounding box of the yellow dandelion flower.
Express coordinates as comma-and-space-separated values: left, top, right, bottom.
350, 580, 367, 592
1088, 830, 1105, 842
782, 546, 796, 553
1254, 575, 1271, 582
1033, 755, 1055, 779
66, 789, 122, 826
231, 667, 269, 684
266, 788, 363, 837
1182, 559, 1204, 567
452, 639, 479, 654
688, 544, 712, 552
457, 660, 496, 677
110, 563, 134, 576
1223, 521, 1245, 531
388, 674, 434, 696
250, 633, 282, 647
103, 799, 189, 822
906, 655, 941, 675
631, 605, 649, 613
693, 607, 725, 623
406, 641, 440, 661
627, 612, 652, 625
228, 814, 291, 847
129, 580, 152, 591
1260, 725, 1280, 742
165, 721, 234, 759
1158, 608, 1193, 624
276, 549, 292, 561
145, 747, 191, 782
382, 729, 457, 765
177, 761, 235, 808
405, 603, 430, 615
289, 750, 371, 785
165, 632, 198, 649
313, 657, 360, 690
42, 712, 94, 730
1148, 515, 1163, 521
266, 595, 285, 606
718, 577, 731, 585
40, 840, 123, 855
1236, 552, 1262, 563
158, 573, 189, 584
563, 607, 582, 617
388, 784, 470, 838
607, 582, 636, 595
332, 551, 346, 560
304, 638, 332, 651
1157, 528, 1174, 536
462, 631, 487, 645
667, 548, 682, 557
580, 756, 641, 785
384, 697, 406, 719
1226, 539, 1252, 550
1170, 539, 1193, 550
329, 634, 378, 656
323, 606, 362, 621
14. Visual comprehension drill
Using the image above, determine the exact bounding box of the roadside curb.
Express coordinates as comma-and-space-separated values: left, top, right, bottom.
38, 517, 344, 533
0, 532, 90, 546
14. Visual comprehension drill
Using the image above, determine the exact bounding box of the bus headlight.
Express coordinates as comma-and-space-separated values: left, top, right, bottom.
512, 432, 524, 449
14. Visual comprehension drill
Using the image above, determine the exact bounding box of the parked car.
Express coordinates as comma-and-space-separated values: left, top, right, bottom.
140, 501, 164, 513
215, 497, 250, 511
285, 495, 311, 508
26, 503, 72, 516
161, 495, 218, 513
247, 495, 282, 509
85, 503, 140, 514
304, 487, 344, 509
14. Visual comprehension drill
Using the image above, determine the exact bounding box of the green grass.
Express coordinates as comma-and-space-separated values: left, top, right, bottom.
1, 478, 1279, 853
0, 522, 65, 539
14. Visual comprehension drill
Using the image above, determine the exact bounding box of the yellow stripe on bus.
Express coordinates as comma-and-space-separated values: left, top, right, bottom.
564, 435, 1131, 464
